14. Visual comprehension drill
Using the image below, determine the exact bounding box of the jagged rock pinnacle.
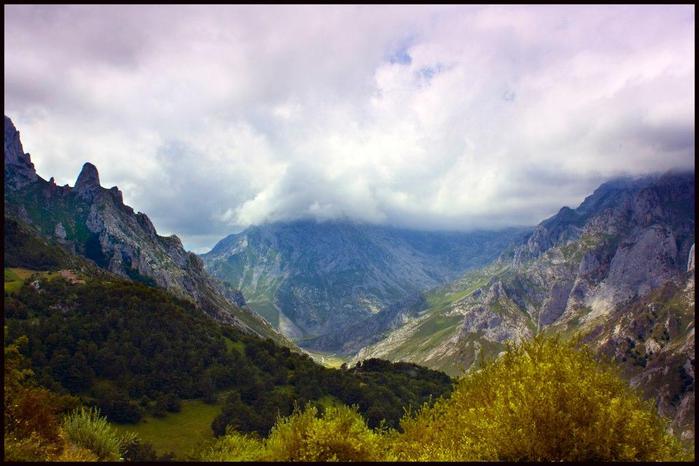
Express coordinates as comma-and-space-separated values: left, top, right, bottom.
4, 115, 38, 189
75, 162, 101, 194
688, 244, 695, 273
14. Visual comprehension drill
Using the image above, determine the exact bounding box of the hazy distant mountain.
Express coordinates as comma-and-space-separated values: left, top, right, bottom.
201, 220, 529, 341
3, 115, 285, 344
356, 171, 695, 439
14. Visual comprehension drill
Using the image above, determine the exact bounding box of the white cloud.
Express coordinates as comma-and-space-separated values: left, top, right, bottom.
4, 5, 694, 251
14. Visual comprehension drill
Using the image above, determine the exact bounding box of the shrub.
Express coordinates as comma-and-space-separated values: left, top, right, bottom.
4, 432, 58, 462
62, 406, 136, 460
4, 335, 65, 461
202, 405, 384, 461
56, 438, 99, 462
199, 429, 267, 461
390, 335, 690, 461
122, 437, 159, 462
264, 405, 384, 461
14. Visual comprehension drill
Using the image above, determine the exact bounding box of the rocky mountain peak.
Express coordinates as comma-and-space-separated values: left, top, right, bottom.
688, 244, 695, 273
74, 162, 101, 196
4, 115, 38, 189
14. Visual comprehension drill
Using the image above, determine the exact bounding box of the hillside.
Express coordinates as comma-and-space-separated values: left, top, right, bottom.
4, 116, 284, 344
355, 172, 695, 439
3, 207, 454, 459
201, 220, 529, 341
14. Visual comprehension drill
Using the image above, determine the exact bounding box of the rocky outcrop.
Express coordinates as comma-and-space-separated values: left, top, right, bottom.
3, 115, 285, 345
74, 162, 101, 199
595, 225, 681, 313
358, 173, 695, 418
588, 279, 695, 441
689, 244, 695, 273
4, 116, 38, 189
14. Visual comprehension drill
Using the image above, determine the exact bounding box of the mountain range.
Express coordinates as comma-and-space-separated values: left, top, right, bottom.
3, 114, 695, 442
201, 221, 529, 341
354, 171, 695, 439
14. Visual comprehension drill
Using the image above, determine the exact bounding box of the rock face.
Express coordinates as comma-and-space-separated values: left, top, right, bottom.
3, 115, 284, 344
4, 116, 38, 189
588, 279, 695, 440
689, 243, 695, 273
201, 220, 529, 342
74, 162, 101, 199
357, 172, 695, 435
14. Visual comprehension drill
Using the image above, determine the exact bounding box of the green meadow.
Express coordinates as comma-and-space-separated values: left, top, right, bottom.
111, 400, 223, 459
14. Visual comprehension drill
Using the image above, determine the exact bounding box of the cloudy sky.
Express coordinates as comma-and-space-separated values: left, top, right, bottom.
4, 5, 695, 253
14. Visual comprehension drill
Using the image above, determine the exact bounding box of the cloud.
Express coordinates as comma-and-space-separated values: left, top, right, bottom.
4, 5, 695, 253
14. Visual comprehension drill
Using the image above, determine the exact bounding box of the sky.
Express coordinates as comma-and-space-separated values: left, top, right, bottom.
4, 5, 695, 253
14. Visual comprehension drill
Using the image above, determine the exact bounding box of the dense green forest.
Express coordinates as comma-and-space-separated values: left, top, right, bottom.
4, 272, 452, 437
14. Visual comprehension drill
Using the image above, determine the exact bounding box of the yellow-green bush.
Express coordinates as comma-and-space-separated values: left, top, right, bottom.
199, 336, 689, 462
265, 405, 385, 461
202, 405, 385, 461
62, 407, 136, 461
199, 429, 267, 461
390, 336, 690, 462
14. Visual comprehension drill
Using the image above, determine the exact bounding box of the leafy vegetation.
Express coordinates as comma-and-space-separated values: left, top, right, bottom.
111, 399, 223, 459
201, 404, 385, 461
201, 336, 691, 462
62, 407, 136, 460
4, 271, 453, 447
3, 334, 157, 462
391, 336, 690, 461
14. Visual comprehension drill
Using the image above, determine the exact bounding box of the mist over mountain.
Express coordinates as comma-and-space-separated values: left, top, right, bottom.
355, 170, 695, 439
5, 5, 694, 253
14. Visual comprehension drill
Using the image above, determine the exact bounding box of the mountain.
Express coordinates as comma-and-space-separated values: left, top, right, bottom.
201, 220, 529, 341
355, 172, 695, 439
3, 115, 285, 344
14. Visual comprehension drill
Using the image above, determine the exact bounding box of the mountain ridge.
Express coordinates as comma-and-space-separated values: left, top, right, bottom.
354, 170, 695, 439
3, 115, 287, 345
201, 218, 530, 341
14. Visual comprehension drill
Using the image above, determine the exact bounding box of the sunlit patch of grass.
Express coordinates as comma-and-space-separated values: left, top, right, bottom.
111, 399, 223, 459
303, 350, 350, 369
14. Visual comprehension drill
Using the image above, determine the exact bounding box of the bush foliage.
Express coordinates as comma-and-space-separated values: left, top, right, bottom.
391, 336, 689, 461
62, 407, 136, 461
202, 404, 384, 462
202, 336, 691, 462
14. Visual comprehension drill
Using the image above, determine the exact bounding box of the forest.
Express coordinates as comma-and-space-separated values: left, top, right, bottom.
4, 272, 452, 459
6, 323, 690, 461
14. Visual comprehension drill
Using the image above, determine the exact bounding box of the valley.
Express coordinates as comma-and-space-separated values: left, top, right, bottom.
3, 114, 695, 460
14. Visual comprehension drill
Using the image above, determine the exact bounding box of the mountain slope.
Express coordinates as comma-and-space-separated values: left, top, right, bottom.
356, 172, 695, 438
4, 255, 453, 445
3, 115, 285, 344
201, 220, 529, 341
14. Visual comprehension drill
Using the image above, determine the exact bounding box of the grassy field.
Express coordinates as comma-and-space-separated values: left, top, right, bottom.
247, 300, 280, 328
303, 349, 350, 368
111, 399, 223, 459
3, 267, 61, 294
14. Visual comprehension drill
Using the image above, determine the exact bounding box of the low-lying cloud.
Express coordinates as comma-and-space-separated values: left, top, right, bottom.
4, 5, 695, 252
